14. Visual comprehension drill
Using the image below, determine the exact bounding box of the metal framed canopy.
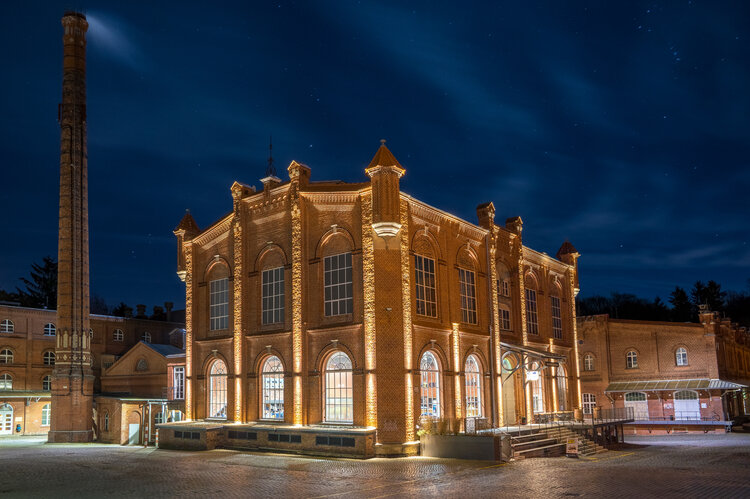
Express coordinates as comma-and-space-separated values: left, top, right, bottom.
604, 379, 746, 392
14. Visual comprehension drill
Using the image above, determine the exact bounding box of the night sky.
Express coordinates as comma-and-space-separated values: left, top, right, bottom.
1, 1, 748, 312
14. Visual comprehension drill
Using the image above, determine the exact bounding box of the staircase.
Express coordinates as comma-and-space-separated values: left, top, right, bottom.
510, 426, 607, 459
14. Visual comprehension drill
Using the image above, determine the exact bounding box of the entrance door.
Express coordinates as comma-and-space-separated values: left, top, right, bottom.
502, 375, 517, 425
128, 424, 140, 445
0, 404, 12, 434
674, 390, 700, 420
624, 392, 649, 420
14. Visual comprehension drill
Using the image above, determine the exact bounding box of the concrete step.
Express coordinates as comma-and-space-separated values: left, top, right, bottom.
514, 443, 566, 459
511, 433, 549, 444
512, 438, 559, 452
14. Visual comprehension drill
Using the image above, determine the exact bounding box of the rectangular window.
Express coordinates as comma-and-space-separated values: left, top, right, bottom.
525, 288, 539, 335
173, 366, 185, 400
459, 268, 477, 324
262, 267, 285, 325
500, 308, 511, 330
551, 296, 563, 339
324, 252, 353, 317
501, 279, 510, 297
583, 393, 596, 415
210, 278, 229, 330
414, 255, 437, 317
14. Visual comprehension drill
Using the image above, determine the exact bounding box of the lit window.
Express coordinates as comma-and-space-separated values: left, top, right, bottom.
0, 373, 12, 390
626, 350, 638, 369
262, 267, 285, 325
0, 349, 13, 364
582, 393, 596, 415
676, 347, 688, 366
532, 375, 544, 413
414, 255, 437, 317
43, 375, 52, 391
584, 354, 595, 371
261, 356, 284, 420
208, 359, 228, 419
500, 308, 511, 330
420, 351, 441, 418
324, 253, 353, 317
324, 352, 353, 423
0, 320, 13, 334
458, 268, 477, 324
551, 296, 563, 339
465, 354, 482, 418
44, 323, 56, 336
173, 366, 185, 400
113, 329, 123, 342
142, 332, 151, 343
210, 277, 229, 330
43, 351, 55, 366
525, 288, 539, 335
556, 366, 568, 411
41, 404, 51, 426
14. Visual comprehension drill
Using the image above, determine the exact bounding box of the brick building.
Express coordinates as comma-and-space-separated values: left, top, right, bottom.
164, 142, 582, 456
577, 309, 749, 434
0, 304, 184, 436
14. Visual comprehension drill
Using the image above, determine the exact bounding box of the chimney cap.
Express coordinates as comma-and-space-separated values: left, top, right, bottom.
63, 11, 87, 20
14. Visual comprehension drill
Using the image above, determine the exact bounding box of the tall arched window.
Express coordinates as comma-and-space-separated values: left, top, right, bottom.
0, 373, 11, 390
43, 375, 52, 391
208, 359, 228, 419
44, 323, 56, 336
324, 352, 353, 423
532, 375, 545, 413
583, 353, 595, 371
464, 354, 482, 418
0, 320, 13, 334
420, 351, 441, 418
676, 347, 688, 366
626, 350, 638, 369
41, 404, 51, 426
0, 349, 13, 364
43, 351, 55, 366
556, 366, 568, 411
262, 356, 284, 420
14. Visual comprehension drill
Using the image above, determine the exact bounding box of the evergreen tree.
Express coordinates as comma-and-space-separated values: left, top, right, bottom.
16, 256, 57, 309
111, 302, 133, 318
669, 286, 693, 322
90, 294, 109, 315
690, 280, 726, 313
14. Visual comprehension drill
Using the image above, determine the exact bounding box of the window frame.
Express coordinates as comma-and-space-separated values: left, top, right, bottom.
420, 351, 442, 418
208, 359, 228, 419
324, 351, 353, 423
113, 329, 124, 342
525, 288, 539, 335
499, 307, 511, 331
43, 375, 52, 391
261, 356, 285, 420
173, 366, 185, 400
583, 353, 595, 372
582, 393, 596, 415
0, 349, 13, 364
675, 347, 688, 366
0, 373, 12, 390
464, 354, 482, 418
41, 404, 51, 426
209, 277, 230, 331
0, 320, 13, 334
550, 295, 563, 339
323, 252, 353, 317
458, 267, 477, 325
626, 350, 638, 369
261, 266, 285, 325
43, 323, 56, 336
414, 254, 438, 318
43, 351, 55, 366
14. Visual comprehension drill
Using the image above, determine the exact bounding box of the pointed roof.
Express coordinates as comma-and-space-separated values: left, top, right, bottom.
174, 210, 200, 236
556, 240, 579, 259
366, 139, 404, 173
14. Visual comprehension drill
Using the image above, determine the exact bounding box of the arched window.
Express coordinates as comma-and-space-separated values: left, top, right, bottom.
626, 350, 638, 369
464, 354, 482, 418
44, 323, 56, 336
0, 373, 12, 390
104, 412, 109, 431
261, 356, 284, 420
41, 404, 51, 426
556, 366, 568, 411
583, 354, 595, 371
142, 332, 151, 343
136, 359, 148, 372
0, 320, 13, 334
324, 351, 353, 423
676, 347, 688, 366
208, 359, 228, 419
0, 349, 13, 364
43, 375, 52, 391
113, 329, 124, 342
43, 351, 55, 366
420, 351, 441, 418
532, 375, 545, 413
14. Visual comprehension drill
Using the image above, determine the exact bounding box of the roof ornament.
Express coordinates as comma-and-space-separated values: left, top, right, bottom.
265, 135, 276, 178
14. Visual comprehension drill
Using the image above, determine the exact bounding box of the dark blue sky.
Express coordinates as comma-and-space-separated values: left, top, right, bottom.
1, 1, 748, 311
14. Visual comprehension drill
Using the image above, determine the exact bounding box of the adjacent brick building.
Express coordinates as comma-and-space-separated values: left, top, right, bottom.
167, 142, 582, 456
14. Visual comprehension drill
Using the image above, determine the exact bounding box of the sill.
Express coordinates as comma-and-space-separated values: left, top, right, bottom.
320, 421, 353, 426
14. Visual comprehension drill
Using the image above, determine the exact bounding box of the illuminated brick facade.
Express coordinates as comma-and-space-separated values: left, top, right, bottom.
175, 142, 581, 453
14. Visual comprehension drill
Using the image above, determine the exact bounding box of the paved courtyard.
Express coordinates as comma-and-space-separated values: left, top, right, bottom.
1, 433, 749, 498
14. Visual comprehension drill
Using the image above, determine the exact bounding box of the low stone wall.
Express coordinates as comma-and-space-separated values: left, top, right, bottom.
420, 434, 509, 461
624, 423, 730, 435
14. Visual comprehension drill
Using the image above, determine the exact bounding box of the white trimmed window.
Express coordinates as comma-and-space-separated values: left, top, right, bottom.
551, 296, 562, 339
420, 351, 441, 418
459, 268, 477, 324
465, 354, 482, 418
0, 349, 13, 364
557, 366, 568, 411
43, 375, 52, 391
41, 404, 51, 426
626, 350, 638, 369
582, 393, 596, 415
154, 412, 164, 425
113, 329, 124, 342
0, 320, 13, 333
532, 376, 544, 413
324, 252, 353, 317
142, 332, 151, 343
208, 359, 228, 419
43, 351, 55, 366
584, 353, 595, 371
261, 356, 284, 420
262, 267, 285, 325
525, 288, 539, 335
0, 373, 12, 390
500, 308, 511, 331
173, 366, 184, 400
414, 255, 437, 317
324, 352, 353, 423
210, 277, 230, 330
676, 347, 688, 366
44, 323, 56, 336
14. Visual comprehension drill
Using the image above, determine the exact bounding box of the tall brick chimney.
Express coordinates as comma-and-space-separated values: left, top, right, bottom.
49, 11, 94, 443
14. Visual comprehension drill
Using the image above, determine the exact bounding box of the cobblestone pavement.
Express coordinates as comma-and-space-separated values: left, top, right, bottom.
1, 433, 749, 498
